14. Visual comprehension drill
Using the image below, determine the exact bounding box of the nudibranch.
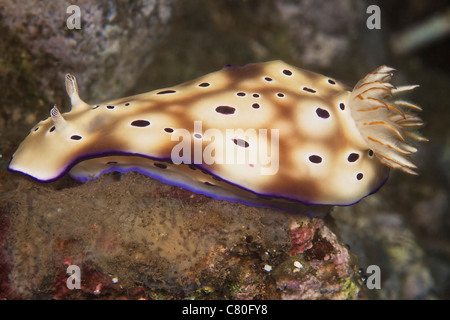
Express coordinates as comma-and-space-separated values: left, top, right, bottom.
9, 61, 426, 214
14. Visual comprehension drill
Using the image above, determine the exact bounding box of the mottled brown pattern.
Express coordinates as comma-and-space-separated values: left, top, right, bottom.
9, 61, 392, 208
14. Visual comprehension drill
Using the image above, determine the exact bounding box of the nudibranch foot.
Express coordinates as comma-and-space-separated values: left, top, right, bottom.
8, 61, 426, 212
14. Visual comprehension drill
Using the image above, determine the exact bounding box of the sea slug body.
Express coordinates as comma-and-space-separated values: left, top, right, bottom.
8, 61, 426, 214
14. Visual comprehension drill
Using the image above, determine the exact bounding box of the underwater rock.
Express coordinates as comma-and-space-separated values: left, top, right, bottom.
275, 0, 384, 72
0, 202, 12, 298
136, 0, 386, 98
0, 171, 360, 299
333, 195, 436, 299
274, 220, 360, 299
0, 0, 174, 104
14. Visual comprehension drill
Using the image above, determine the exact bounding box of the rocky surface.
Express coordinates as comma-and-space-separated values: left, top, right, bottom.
0, 171, 360, 299
0, 0, 174, 126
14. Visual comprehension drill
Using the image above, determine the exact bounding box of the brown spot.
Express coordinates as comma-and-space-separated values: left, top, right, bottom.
70, 135, 82, 140
316, 108, 330, 119
303, 87, 316, 93
154, 163, 167, 169
131, 120, 151, 127
347, 153, 359, 162
156, 90, 176, 95
215, 106, 236, 115
309, 155, 322, 164
232, 138, 249, 148
304, 232, 335, 261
